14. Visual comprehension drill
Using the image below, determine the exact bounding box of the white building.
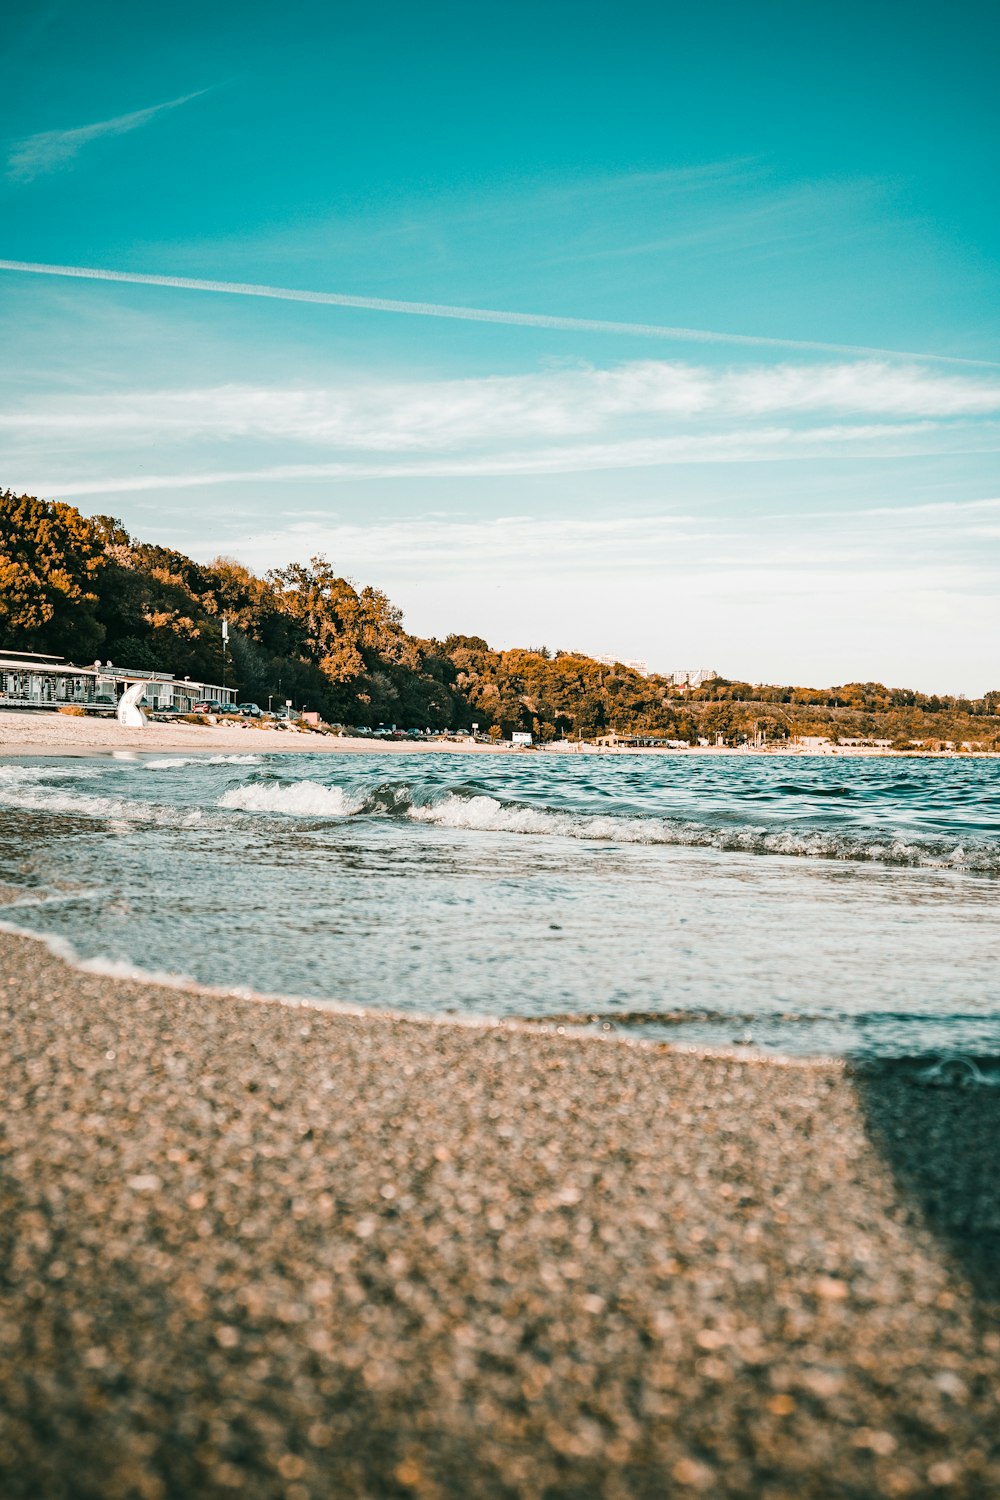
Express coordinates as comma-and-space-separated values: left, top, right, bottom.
669, 668, 718, 688
0, 650, 236, 712
594, 654, 650, 677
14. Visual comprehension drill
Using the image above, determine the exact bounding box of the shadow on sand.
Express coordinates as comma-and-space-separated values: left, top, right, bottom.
853, 1060, 1000, 1312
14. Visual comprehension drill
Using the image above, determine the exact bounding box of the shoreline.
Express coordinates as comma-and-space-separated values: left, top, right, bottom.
0, 906, 839, 1068
0, 926, 997, 1496
0, 708, 988, 759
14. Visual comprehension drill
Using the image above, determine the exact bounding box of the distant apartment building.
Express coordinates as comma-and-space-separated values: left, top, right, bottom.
594, 654, 650, 677
669, 668, 718, 688
0, 650, 236, 712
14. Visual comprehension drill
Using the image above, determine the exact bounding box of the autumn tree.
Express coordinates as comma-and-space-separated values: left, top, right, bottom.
4, 490, 997, 744
267, 558, 366, 686
0, 490, 106, 658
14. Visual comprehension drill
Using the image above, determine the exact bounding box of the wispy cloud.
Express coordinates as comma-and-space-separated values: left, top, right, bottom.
178, 502, 1000, 603
0, 258, 994, 366
25, 420, 999, 498
5, 360, 998, 452
7, 356, 1000, 510
149, 501, 997, 689
543, 179, 867, 268
6, 90, 209, 181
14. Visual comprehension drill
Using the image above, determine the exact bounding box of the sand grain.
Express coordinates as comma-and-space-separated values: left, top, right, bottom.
0, 930, 997, 1498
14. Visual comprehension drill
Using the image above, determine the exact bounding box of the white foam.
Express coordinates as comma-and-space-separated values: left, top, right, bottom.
143, 754, 261, 769
407, 792, 701, 844
1, 887, 111, 910
218, 779, 359, 817
77, 953, 194, 985
407, 793, 624, 839
404, 793, 1000, 869
0, 918, 200, 992
0, 765, 46, 786
0, 763, 100, 786
0, 783, 203, 826
0, 918, 833, 1067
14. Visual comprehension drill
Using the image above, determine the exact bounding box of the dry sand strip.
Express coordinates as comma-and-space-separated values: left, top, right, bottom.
0, 931, 997, 1499
0, 710, 488, 758
0, 709, 932, 759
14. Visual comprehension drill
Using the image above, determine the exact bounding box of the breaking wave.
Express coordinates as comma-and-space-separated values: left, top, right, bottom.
0, 784, 204, 825
207, 776, 1000, 871
1, 750, 997, 1060
0, 763, 101, 785
218, 779, 360, 817
2, 759, 996, 871
142, 753, 261, 769
0, 765, 203, 826
406, 790, 999, 868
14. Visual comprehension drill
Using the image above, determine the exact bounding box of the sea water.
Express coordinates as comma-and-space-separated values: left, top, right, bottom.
1, 750, 998, 1058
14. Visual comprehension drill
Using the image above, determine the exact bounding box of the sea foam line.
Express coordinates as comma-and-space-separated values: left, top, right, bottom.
142, 754, 262, 769
404, 791, 999, 869
0, 918, 838, 1068
208, 779, 1000, 871
0, 784, 204, 825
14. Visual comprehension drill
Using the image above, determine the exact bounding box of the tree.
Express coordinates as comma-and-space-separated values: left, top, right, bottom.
267, 558, 367, 681
4, 490, 996, 749
702, 703, 739, 744
0, 490, 106, 658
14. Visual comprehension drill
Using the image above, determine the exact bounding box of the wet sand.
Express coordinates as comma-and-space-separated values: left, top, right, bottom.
0, 928, 997, 1498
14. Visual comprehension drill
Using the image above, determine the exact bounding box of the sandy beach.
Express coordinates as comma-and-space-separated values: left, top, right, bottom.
0, 926, 997, 1498
0, 708, 959, 759
0, 709, 491, 758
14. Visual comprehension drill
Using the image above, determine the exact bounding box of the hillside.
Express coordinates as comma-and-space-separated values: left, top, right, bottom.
2, 489, 999, 748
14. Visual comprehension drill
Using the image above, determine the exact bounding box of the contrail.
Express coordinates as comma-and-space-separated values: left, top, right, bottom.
0, 257, 995, 366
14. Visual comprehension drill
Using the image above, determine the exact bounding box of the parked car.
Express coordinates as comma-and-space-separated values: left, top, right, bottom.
237, 702, 263, 718
219, 703, 243, 715
90, 694, 116, 706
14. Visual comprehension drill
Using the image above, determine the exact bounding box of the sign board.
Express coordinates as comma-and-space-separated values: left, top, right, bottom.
511, 731, 533, 746
221, 618, 229, 641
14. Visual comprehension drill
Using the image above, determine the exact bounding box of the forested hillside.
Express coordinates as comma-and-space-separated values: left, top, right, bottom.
2, 489, 999, 747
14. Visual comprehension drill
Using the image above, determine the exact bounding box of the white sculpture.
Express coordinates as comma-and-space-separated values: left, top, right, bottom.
117, 679, 149, 729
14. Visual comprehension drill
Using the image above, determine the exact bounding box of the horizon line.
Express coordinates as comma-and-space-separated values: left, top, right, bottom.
0, 257, 997, 367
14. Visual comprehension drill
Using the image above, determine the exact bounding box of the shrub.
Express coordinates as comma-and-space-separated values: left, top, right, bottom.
180, 713, 208, 725
58, 704, 87, 716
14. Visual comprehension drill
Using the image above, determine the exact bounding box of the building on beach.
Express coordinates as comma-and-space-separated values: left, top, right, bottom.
0, 650, 236, 713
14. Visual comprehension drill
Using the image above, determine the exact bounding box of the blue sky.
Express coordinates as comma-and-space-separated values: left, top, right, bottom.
1, 0, 998, 690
